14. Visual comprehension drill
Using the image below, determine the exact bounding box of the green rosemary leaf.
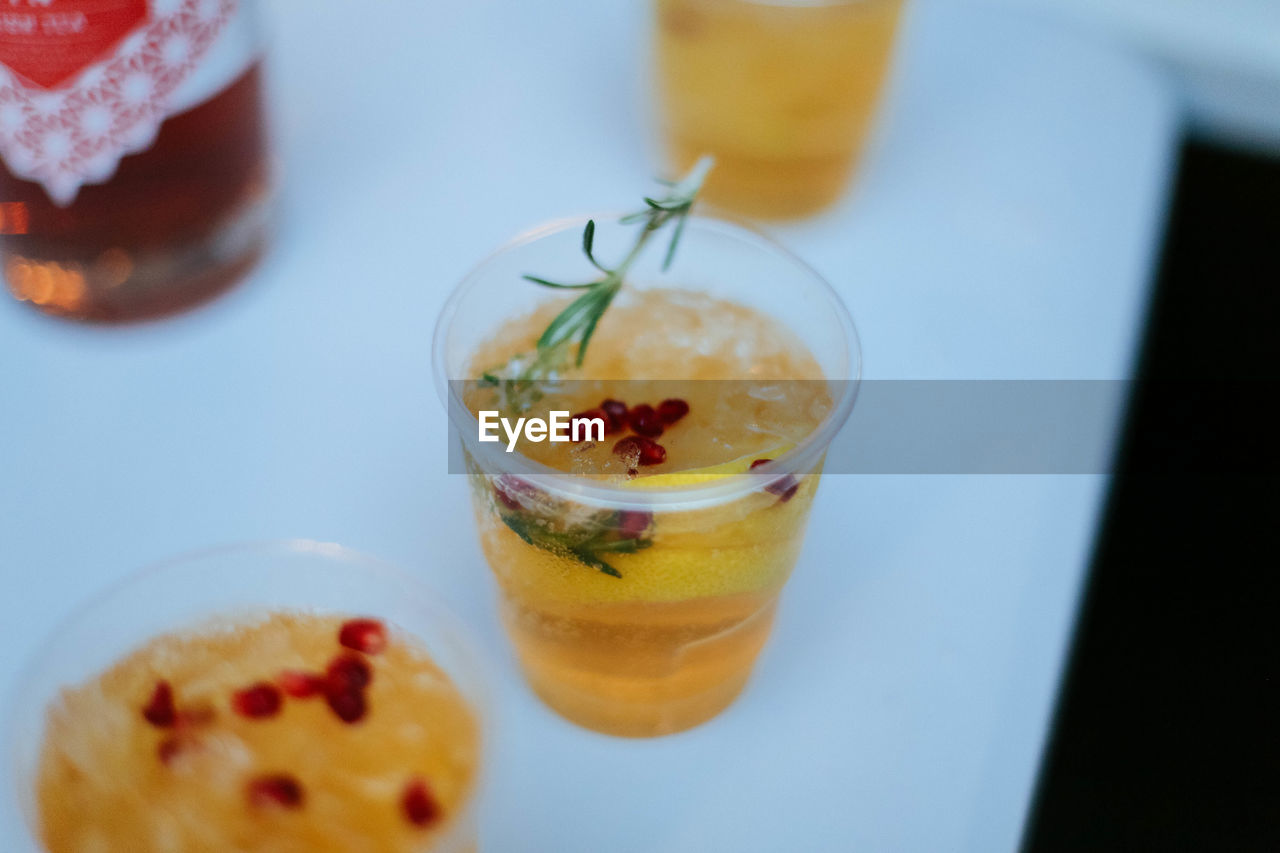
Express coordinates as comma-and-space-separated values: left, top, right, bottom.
485, 158, 713, 411
645, 197, 692, 212
582, 219, 609, 272
499, 512, 539, 547
591, 537, 654, 554
573, 303, 605, 366
570, 549, 624, 578
536, 289, 597, 350
522, 274, 594, 290
663, 209, 688, 272
499, 511, 628, 578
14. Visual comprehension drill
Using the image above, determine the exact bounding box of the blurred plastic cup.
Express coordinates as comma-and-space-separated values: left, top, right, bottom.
3, 541, 489, 853
654, 0, 905, 218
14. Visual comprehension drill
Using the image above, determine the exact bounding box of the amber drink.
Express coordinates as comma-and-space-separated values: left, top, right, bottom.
5, 542, 487, 853
436, 215, 859, 737
655, 0, 904, 218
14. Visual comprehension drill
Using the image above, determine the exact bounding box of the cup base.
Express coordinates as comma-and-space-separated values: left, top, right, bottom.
502, 595, 777, 738
665, 141, 858, 220
523, 657, 755, 738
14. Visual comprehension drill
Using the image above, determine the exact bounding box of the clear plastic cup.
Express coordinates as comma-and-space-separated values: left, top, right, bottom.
434, 214, 860, 736
2, 540, 489, 853
653, 0, 906, 219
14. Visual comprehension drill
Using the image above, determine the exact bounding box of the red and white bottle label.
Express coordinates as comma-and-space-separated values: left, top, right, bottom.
0, 0, 255, 205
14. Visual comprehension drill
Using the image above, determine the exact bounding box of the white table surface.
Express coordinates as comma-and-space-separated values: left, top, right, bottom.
0, 0, 1179, 850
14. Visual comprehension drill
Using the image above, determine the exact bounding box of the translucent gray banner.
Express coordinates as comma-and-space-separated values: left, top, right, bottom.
445, 380, 1277, 475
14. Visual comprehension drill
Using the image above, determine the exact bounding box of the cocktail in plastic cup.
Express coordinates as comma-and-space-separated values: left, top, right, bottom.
4, 541, 488, 852
654, 0, 905, 218
435, 215, 859, 736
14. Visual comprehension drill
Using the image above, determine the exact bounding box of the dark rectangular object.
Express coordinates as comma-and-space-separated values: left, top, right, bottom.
1020, 141, 1280, 852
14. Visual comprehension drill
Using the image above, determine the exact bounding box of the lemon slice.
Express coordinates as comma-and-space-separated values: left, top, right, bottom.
627, 444, 796, 490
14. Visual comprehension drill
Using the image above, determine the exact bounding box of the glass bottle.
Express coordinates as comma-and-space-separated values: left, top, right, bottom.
0, 0, 271, 322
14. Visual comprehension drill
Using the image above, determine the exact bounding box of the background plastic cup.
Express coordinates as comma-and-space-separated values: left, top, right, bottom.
435, 214, 860, 737
653, 0, 906, 219
3, 540, 489, 853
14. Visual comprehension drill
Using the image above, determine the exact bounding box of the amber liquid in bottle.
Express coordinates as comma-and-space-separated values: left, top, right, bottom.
0, 63, 270, 323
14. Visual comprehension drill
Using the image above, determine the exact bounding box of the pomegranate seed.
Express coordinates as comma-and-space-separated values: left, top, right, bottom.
613, 435, 666, 466
627, 404, 664, 437
247, 774, 305, 810
638, 441, 668, 465
402, 777, 442, 828
493, 484, 520, 510
494, 474, 539, 511
771, 479, 800, 502
599, 399, 628, 431
338, 618, 387, 655
570, 408, 611, 440
142, 681, 177, 728
326, 654, 373, 692
279, 670, 326, 699
232, 683, 283, 719
617, 510, 653, 539
751, 459, 798, 502
499, 474, 534, 494
656, 398, 690, 424
326, 687, 367, 724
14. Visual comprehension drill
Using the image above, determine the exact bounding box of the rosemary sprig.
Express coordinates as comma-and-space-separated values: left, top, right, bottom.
480, 156, 714, 412
498, 508, 652, 578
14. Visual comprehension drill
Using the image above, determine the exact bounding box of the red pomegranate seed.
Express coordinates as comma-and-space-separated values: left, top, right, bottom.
627, 404, 664, 437
326, 654, 373, 692
247, 774, 305, 810
637, 439, 667, 465
494, 474, 538, 511
142, 681, 177, 728
401, 777, 442, 828
279, 670, 326, 699
617, 510, 653, 539
326, 687, 368, 724
232, 683, 283, 719
570, 408, 611, 440
493, 484, 520, 510
656, 398, 690, 424
338, 618, 387, 655
751, 459, 799, 502
599, 399, 628, 431
613, 435, 666, 466
771, 479, 800, 502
